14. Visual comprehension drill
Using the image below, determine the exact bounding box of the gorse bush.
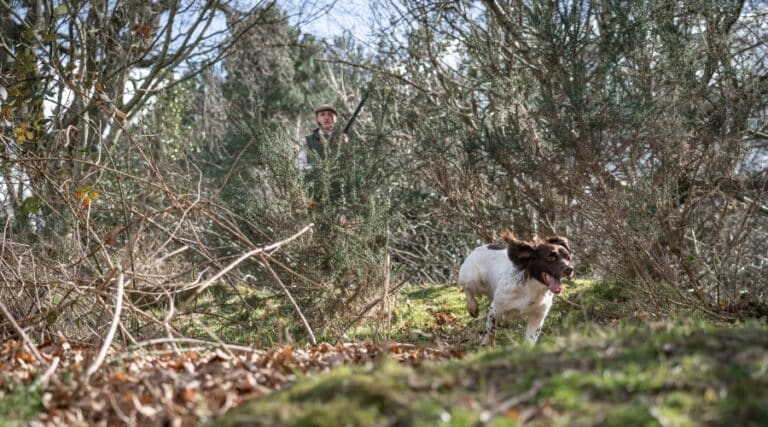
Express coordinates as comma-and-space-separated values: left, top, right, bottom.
210, 125, 398, 339
379, 0, 768, 318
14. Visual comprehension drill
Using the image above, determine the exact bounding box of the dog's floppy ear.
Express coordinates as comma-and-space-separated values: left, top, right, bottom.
500, 229, 516, 244
501, 229, 535, 268
545, 236, 571, 254
507, 239, 536, 269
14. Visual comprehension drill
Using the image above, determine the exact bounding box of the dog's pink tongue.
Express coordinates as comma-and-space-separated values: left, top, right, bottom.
547, 276, 562, 294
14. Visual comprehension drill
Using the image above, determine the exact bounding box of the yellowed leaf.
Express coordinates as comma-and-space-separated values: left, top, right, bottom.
75, 185, 99, 207
180, 387, 198, 403
1, 104, 13, 120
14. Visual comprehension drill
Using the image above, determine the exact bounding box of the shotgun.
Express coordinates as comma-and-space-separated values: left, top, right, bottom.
342, 91, 369, 135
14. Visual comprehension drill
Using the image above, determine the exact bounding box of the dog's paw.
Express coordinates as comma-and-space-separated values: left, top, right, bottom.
466, 300, 479, 318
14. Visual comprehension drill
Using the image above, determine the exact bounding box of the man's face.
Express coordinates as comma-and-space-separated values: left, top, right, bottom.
316, 110, 337, 133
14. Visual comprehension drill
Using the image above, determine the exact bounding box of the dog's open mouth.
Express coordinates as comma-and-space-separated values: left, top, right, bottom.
541, 272, 562, 294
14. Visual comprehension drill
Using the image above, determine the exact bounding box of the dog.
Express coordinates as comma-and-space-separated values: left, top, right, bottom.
458, 230, 574, 345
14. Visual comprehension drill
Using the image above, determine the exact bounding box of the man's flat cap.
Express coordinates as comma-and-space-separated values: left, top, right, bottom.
314, 104, 338, 115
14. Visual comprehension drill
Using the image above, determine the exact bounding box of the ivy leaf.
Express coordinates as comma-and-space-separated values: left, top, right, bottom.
20, 196, 43, 215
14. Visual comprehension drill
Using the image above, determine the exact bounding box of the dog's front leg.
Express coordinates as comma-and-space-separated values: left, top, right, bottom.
524, 310, 547, 344
481, 305, 498, 346
464, 287, 479, 318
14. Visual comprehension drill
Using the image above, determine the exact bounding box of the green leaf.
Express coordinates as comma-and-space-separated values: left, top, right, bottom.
20, 196, 43, 215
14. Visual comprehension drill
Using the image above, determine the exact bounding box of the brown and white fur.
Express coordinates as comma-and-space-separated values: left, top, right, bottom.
458, 230, 574, 345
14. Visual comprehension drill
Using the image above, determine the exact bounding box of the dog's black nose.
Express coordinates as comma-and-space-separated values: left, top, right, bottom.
564, 265, 574, 276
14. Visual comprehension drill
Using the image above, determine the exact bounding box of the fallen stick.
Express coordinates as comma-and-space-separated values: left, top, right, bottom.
84, 267, 125, 380
184, 223, 314, 300
0, 301, 45, 364
259, 253, 317, 346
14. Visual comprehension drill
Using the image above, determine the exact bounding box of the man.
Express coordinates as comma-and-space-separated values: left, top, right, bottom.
297, 104, 348, 171
298, 104, 350, 205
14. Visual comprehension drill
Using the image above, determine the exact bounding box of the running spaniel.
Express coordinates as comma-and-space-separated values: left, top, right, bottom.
458, 230, 574, 345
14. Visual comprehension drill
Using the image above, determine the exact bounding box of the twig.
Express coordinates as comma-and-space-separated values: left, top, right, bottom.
340, 277, 410, 340
189, 316, 238, 359
258, 253, 317, 345
262, 252, 327, 290
383, 226, 392, 340
556, 294, 582, 308
108, 393, 133, 425
0, 301, 45, 364
479, 379, 545, 424
84, 267, 125, 380
111, 346, 227, 359
1, 214, 11, 258
124, 337, 262, 354
183, 223, 314, 302
34, 356, 60, 388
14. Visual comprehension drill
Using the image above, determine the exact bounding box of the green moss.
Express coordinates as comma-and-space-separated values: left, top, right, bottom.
225, 398, 385, 427
593, 362, 667, 396
555, 279, 633, 328
174, 285, 290, 346
347, 282, 482, 346
215, 322, 768, 427
601, 403, 659, 427
188, 280, 768, 426
667, 355, 714, 385
654, 392, 697, 427
713, 396, 768, 425
179, 278, 644, 349
217, 360, 440, 426
0, 384, 43, 426
544, 371, 586, 410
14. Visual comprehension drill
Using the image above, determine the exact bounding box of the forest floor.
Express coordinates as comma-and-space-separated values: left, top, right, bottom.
2, 280, 766, 426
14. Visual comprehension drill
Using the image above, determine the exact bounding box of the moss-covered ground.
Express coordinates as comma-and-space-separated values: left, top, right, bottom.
216, 280, 768, 426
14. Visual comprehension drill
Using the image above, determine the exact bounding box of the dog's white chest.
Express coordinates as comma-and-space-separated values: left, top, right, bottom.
493, 279, 552, 318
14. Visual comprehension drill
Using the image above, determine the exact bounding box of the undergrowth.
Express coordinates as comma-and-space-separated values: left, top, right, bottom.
215, 279, 768, 426
176, 277, 720, 350
218, 321, 768, 426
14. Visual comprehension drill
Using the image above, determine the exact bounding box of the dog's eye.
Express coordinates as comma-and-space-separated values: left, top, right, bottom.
547, 253, 557, 261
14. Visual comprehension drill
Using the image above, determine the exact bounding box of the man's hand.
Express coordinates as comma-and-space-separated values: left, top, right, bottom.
340, 133, 348, 144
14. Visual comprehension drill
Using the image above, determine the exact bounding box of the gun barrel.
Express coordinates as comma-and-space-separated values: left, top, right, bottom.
342, 91, 369, 135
